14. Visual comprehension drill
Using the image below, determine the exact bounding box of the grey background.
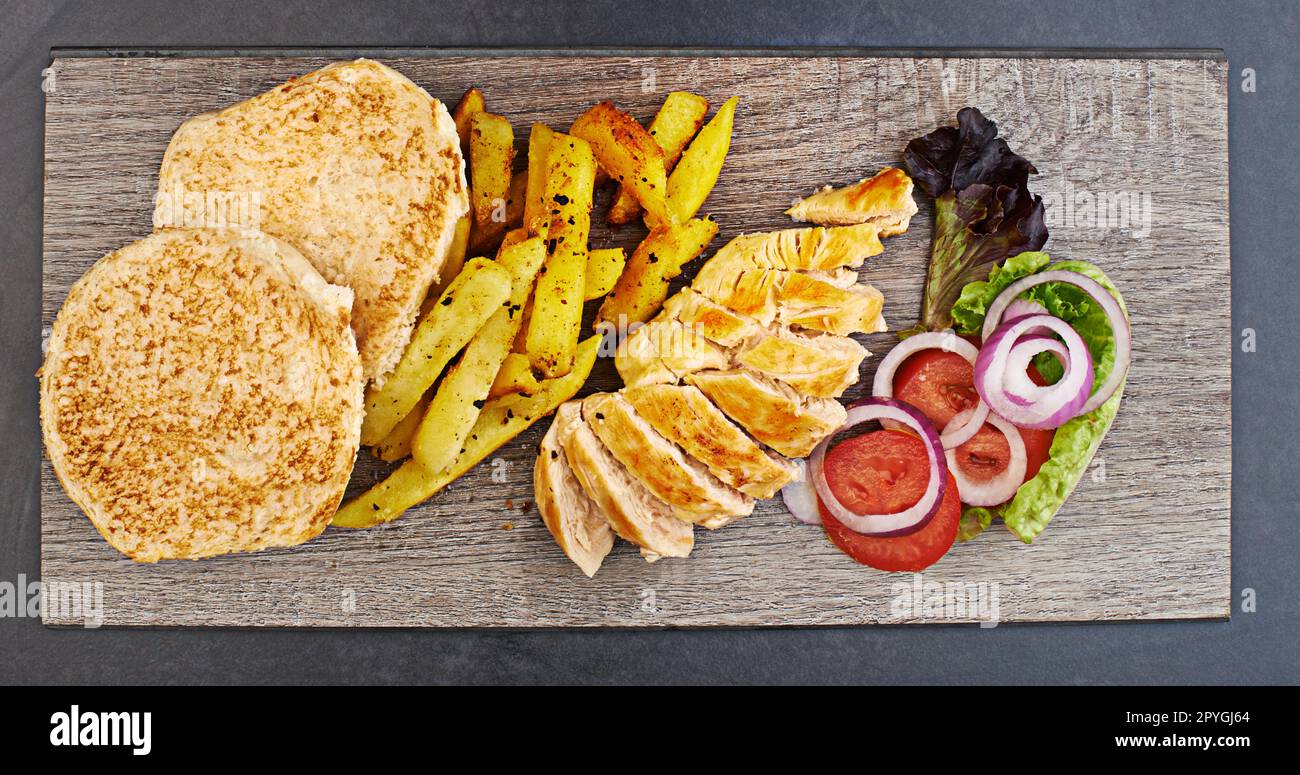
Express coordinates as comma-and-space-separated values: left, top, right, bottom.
2, 0, 1294, 684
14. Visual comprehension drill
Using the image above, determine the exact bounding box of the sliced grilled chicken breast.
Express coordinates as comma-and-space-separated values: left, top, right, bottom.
735, 327, 868, 398
616, 318, 730, 387
774, 272, 886, 335
687, 368, 847, 459
658, 288, 761, 348
690, 222, 887, 327
785, 167, 918, 236
692, 265, 885, 335
705, 223, 885, 273
584, 393, 754, 529
535, 403, 616, 577
558, 398, 693, 561
620, 313, 865, 399
624, 384, 799, 499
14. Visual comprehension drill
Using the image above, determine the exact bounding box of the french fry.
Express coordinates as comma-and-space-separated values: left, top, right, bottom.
469, 170, 527, 255
469, 112, 516, 231
412, 237, 546, 472
665, 96, 738, 224
497, 225, 529, 256
425, 214, 473, 306
359, 257, 511, 445
596, 217, 719, 326
334, 335, 601, 528
608, 92, 709, 224
525, 133, 596, 378
570, 101, 670, 226
451, 87, 486, 159
523, 123, 556, 236
372, 393, 429, 462
584, 247, 626, 301
488, 352, 541, 399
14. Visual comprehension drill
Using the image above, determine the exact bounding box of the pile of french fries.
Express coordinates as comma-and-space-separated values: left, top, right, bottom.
334, 87, 737, 528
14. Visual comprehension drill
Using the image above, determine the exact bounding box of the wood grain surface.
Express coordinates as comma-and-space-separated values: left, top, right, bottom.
40, 53, 1230, 627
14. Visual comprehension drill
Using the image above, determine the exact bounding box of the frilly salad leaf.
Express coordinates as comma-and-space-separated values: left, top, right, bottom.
951, 256, 1129, 543
902, 108, 1048, 333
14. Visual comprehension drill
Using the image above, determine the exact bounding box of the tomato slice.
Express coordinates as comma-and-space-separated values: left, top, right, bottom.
893, 348, 1055, 489
819, 429, 960, 572
892, 349, 977, 429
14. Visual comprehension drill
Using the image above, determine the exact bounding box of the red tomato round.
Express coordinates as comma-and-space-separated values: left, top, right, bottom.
819, 429, 960, 572
892, 350, 977, 429
893, 349, 1055, 490
948, 422, 1011, 484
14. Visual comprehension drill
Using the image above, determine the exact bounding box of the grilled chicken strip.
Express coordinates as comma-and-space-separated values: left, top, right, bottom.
557, 399, 693, 561
535, 402, 616, 577
619, 310, 865, 399
785, 167, 918, 236
735, 327, 868, 398
615, 318, 730, 388
692, 262, 885, 335
773, 271, 886, 336
658, 288, 761, 348
687, 368, 847, 459
706, 222, 885, 272
584, 393, 754, 530
689, 221, 886, 329
623, 384, 799, 499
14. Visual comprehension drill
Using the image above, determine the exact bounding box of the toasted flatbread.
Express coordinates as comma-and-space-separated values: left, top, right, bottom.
156, 59, 468, 385
40, 229, 364, 562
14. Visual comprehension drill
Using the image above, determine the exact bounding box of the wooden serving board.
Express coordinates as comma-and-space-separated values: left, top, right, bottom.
41, 52, 1230, 627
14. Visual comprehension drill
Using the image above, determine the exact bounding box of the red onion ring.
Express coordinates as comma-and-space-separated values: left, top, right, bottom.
943, 408, 1027, 507
981, 269, 1131, 415
940, 401, 988, 448
975, 314, 1094, 429
872, 331, 986, 449
810, 397, 948, 537
1003, 298, 1048, 321
1002, 334, 1069, 407
780, 459, 821, 526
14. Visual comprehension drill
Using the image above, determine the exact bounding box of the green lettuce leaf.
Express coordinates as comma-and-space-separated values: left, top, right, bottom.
951, 256, 1128, 543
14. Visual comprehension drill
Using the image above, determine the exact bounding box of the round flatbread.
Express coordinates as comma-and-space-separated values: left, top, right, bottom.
40, 228, 364, 561
156, 58, 469, 386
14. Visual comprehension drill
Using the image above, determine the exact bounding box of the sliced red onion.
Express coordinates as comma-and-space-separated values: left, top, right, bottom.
780, 459, 821, 526
810, 397, 948, 537
1002, 334, 1070, 407
873, 331, 986, 449
1003, 298, 1048, 321
944, 408, 1027, 507
975, 314, 1093, 429
940, 400, 988, 449
982, 269, 1131, 415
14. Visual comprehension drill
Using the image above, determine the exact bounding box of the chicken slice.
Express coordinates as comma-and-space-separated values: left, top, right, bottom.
785, 167, 918, 236
535, 402, 616, 577
584, 393, 754, 530
658, 287, 761, 348
615, 318, 730, 388
558, 396, 693, 561
735, 327, 868, 398
774, 272, 886, 336
623, 384, 799, 499
687, 368, 847, 459
705, 222, 885, 273
691, 263, 783, 324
